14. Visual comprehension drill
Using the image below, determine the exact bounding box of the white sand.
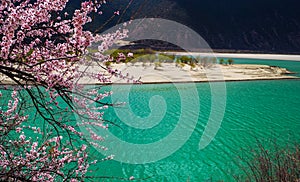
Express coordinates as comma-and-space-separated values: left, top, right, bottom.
75, 62, 297, 84
165, 52, 300, 61
1, 53, 299, 85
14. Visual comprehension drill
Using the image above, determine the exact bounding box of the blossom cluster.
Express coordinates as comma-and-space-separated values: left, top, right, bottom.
0, 132, 90, 181
0, 0, 136, 181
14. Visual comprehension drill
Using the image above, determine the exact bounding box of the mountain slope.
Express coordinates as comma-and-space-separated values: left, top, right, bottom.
69, 0, 300, 53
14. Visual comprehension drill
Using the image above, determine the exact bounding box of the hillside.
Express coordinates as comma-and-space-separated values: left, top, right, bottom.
68, 0, 300, 54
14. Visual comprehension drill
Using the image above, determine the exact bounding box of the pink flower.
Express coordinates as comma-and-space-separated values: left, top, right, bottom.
127, 52, 134, 57
114, 11, 120, 15
16, 127, 22, 133
0, 1, 132, 180
81, 144, 87, 151
19, 134, 26, 140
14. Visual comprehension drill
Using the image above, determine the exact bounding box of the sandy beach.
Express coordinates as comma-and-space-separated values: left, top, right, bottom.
1, 53, 299, 85
104, 62, 297, 84
164, 52, 300, 61
98, 52, 299, 84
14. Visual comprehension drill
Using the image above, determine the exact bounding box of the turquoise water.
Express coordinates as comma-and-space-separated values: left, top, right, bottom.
3, 59, 299, 181
90, 59, 300, 181
222, 58, 300, 77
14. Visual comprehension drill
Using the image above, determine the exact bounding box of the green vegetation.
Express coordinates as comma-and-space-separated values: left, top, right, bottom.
228, 59, 234, 65
219, 59, 225, 64
179, 62, 185, 68
154, 61, 162, 69
180, 55, 193, 64
102, 48, 174, 64
104, 61, 112, 67
190, 62, 196, 70
175, 58, 181, 67
219, 58, 234, 65
89, 48, 226, 69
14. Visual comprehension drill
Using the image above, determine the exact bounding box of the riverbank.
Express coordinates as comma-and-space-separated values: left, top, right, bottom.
1, 56, 299, 85
101, 62, 297, 84
164, 52, 300, 61
0, 63, 297, 85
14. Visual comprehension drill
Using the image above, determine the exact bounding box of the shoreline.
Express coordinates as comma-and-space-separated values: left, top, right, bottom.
79, 77, 300, 85
1, 52, 300, 85
2, 77, 298, 86
83, 62, 298, 84
163, 52, 300, 61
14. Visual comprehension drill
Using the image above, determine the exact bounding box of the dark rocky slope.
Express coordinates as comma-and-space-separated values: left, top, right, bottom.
69, 0, 300, 54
